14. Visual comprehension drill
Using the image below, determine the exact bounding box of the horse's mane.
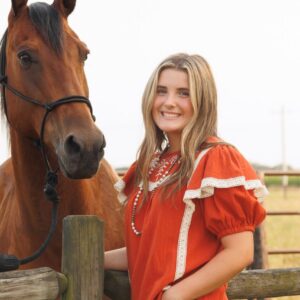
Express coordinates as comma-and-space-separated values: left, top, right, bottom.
0, 2, 63, 121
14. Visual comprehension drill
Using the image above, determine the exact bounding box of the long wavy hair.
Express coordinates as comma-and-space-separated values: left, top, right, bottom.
135, 53, 218, 194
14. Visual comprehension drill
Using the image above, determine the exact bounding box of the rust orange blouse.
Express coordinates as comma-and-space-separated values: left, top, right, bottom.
115, 143, 267, 300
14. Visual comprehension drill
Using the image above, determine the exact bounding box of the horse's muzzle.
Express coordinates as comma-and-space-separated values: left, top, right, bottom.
57, 131, 106, 179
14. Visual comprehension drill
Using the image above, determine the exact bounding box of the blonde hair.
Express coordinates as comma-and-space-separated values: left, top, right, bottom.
136, 53, 218, 194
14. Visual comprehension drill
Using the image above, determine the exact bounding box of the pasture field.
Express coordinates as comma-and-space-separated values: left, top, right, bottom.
264, 186, 300, 300
264, 176, 300, 187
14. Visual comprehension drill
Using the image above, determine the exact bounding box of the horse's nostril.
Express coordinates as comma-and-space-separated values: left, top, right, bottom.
65, 135, 81, 155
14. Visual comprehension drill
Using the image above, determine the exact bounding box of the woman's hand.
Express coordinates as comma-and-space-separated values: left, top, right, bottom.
161, 231, 254, 299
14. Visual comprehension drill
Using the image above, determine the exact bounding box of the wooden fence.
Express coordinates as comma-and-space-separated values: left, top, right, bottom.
0, 215, 104, 300
0, 215, 300, 299
253, 170, 300, 269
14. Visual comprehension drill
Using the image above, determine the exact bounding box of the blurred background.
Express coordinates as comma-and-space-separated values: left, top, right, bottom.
1, 0, 300, 170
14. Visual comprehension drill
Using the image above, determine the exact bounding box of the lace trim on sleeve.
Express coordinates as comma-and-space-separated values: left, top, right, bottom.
184, 176, 269, 203
114, 179, 127, 204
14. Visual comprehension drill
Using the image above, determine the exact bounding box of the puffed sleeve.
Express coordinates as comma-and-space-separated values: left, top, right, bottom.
184, 144, 267, 239
204, 187, 266, 239
114, 162, 137, 204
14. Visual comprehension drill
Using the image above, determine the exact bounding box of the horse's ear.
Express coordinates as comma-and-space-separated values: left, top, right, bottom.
52, 0, 76, 17
11, 0, 28, 16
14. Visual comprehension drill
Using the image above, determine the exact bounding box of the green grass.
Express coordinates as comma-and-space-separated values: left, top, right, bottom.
264, 186, 300, 299
264, 176, 300, 187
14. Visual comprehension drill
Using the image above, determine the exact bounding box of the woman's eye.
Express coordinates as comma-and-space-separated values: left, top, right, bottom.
156, 89, 166, 95
18, 52, 32, 68
179, 90, 190, 97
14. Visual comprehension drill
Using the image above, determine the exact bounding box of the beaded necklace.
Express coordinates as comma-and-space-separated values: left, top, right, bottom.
131, 152, 181, 236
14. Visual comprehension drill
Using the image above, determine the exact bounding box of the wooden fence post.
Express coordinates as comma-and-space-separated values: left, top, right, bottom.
250, 171, 269, 270
62, 215, 104, 300
250, 224, 269, 270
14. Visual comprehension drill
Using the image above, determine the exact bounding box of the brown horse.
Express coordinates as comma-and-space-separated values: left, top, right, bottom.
0, 0, 124, 272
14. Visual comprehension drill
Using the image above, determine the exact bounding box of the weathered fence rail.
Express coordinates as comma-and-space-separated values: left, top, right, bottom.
0, 215, 104, 300
104, 267, 300, 299
0, 215, 300, 299
1, 266, 300, 299
0, 267, 66, 299
227, 267, 300, 298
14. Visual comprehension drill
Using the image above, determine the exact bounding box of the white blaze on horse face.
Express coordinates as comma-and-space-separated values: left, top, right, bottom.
152, 68, 193, 151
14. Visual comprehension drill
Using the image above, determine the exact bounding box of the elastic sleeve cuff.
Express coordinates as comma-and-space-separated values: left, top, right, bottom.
217, 225, 255, 240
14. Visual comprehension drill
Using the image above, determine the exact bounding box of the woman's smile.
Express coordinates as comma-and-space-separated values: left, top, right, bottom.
160, 111, 181, 119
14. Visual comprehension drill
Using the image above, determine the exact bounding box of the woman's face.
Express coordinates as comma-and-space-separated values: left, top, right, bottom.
152, 68, 194, 147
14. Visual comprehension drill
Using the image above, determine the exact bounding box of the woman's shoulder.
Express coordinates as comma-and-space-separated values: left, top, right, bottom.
184, 137, 268, 202
187, 137, 263, 192
199, 137, 254, 174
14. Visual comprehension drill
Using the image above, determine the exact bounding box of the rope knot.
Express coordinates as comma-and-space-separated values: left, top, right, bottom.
44, 103, 54, 111
0, 75, 7, 84
43, 171, 59, 203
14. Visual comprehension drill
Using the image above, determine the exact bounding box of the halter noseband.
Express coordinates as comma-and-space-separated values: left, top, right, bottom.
0, 29, 96, 271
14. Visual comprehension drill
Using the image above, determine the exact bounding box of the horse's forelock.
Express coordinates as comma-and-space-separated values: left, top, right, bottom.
28, 2, 63, 53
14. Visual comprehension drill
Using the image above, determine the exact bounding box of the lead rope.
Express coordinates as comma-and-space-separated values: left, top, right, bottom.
0, 172, 59, 271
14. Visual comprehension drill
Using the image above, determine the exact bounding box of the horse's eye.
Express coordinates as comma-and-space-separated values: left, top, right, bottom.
83, 53, 88, 62
18, 52, 32, 68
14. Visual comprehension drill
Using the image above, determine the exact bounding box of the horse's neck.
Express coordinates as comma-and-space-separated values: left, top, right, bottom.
10, 131, 45, 198
9, 131, 88, 224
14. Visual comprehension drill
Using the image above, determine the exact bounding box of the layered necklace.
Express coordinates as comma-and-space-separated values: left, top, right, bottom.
131, 151, 181, 236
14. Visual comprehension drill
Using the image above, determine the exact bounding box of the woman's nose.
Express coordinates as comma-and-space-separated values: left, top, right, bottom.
164, 93, 176, 106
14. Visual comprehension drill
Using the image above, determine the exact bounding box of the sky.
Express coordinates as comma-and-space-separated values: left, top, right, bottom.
1, 0, 300, 170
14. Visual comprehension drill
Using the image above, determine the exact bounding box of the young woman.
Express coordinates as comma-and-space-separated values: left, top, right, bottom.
105, 53, 267, 300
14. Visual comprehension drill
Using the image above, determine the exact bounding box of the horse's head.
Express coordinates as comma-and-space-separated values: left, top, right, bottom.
1, 0, 105, 179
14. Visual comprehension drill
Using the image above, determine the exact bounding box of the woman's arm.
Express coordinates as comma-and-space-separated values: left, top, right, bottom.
104, 247, 128, 271
162, 231, 254, 300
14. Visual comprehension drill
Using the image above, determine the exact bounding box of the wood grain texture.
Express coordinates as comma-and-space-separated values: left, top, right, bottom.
104, 268, 300, 299
0, 267, 67, 299
227, 267, 300, 298
62, 215, 104, 300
